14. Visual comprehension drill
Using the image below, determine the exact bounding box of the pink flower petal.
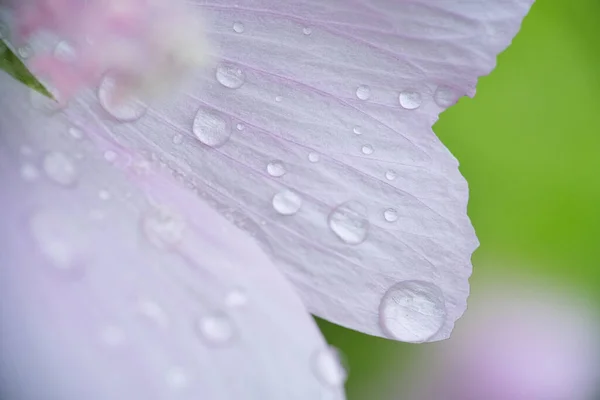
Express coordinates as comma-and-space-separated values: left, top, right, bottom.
0, 73, 346, 400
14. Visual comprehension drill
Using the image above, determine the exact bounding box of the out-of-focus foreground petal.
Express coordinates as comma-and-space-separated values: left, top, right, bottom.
0, 74, 346, 400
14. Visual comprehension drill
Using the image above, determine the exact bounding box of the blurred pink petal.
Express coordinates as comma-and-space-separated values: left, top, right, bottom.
0, 72, 347, 399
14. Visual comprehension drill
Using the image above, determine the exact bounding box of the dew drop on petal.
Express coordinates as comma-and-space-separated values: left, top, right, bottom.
379, 280, 447, 343
141, 206, 186, 250
434, 85, 460, 108
328, 201, 369, 245
98, 75, 147, 122
165, 366, 189, 389
43, 151, 78, 186
233, 22, 245, 33
68, 127, 84, 140
385, 170, 397, 181
356, 85, 371, 101
267, 160, 286, 177
399, 90, 422, 110
54, 41, 77, 62
104, 150, 117, 163
98, 190, 111, 200
196, 313, 235, 346
172, 134, 183, 145
312, 347, 348, 387
29, 211, 83, 272
308, 152, 320, 163
20, 164, 39, 181
225, 289, 248, 308
17, 45, 31, 59
236, 123, 245, 131
216, 63, 246, 89
192, 107, 232, 148
383, 208, 398, 222
272, 190, 302, 215
361, 144, 374, 155
137, 299, 169, 328
275, 95, 283, 102
353, 126, 362, 135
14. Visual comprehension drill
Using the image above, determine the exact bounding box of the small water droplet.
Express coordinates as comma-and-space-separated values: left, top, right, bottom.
43, 152, 77, 186
308, 152, 320, 163
103, 150, 117, 163
399, 90, 422, 110
21, 164, 39, 181
383, 208, 398, 222
17, 45, 31, 59
138, 299, 169, 328
356, 85, 371, 101
165, 366, 188, 389
236, 123, 245, 131
100, 325, 125, 346
196, 313, 235, 346
192, 107, 232, 148
312, 347, 348, 387
68, 127, 84, 140
328, 201, 369, 245
98, 75, 147, 122
434, 85, 460, 108
275, 95, 283, 102
361, 144, 374, 155
141, 206, 186, 250
216, 63, 246, 89
172, 134, 183, 145
98, 189, 111, 200
267, 160, 286, 177
233, 21, 245, 33
303, 27, 313, 35
225, 289, 248, 308
353, 126, 363, 135
272, 190, 302, 215
379, 280, 447, 343
30, 211, 83, 271
54, 41, 77, 62
385, 170, 397, 181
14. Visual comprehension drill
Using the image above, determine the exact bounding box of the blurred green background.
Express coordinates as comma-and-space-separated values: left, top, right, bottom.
318, 0, 600, 398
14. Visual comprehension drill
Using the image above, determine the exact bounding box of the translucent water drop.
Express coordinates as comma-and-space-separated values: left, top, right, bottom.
104, 150, 117, 163
43, 152, 77, 186
165, 366, 188, 389
356, 85, 371, 101
303, 27, 313, 35
308, 152, 320, 163
68, 127, 84, 140
17, 45, 31, 59
100, 325, 125, 346
399, 90, 422, 110
385, 170, 397, 181
225, 289, 248, 308
141, 206, 186, 250
192, 107, 232, 148
328, 201, 369, 245
353, 126, 363, 135
98, 75, 147, 122
272, 190, 302, 215
172, 134, 183, 145
54, 41, 77, 62
312, 347, 348, 387
98, 190, 111, 200
216, 63, 246, 89
30, 211, 82, 271
236, 123, 245, 131
21, 164, 39, 181
379, 280, 447, 343
434, 85, 460, 108
267, 160, 286, 177
361, 145, 374, 155
233, 22, 245, 33
275, 96, 283, 102
384, 208, 398, 222
196, 314, 235, 346
138, 299, 169, 328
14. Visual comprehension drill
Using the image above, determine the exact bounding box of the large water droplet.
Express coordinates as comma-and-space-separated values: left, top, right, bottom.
379, 280, 447, 343
233, 22, 245, 33
98, 75, 147, 122
328, 201, 369, 245
43, 151, 78, 186
272, 190, 302, 215
196, 313, 235, 346
312, 347, 348, 387
356, 85, 371, 101
434, 85, 460, 108
141, 206, 186, 250
267, 160, 286, 177
399, 90, 422, 110
192, 107, 232, 148
384, 208, 398, 222
216, 63, 246, 89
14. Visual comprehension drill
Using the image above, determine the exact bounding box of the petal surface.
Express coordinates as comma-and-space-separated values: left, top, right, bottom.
0, 74, 346, 400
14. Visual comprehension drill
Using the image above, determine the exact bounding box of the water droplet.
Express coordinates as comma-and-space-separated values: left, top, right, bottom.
141, 206, 186, 250
303, 27, 313, 35
308, 152, 320, 163
21, 164, 39, 181
272, 190, 302, 215
100, 325, 125, 346
434, 85, 460, 108
104, 150, 117, 163
275, 96, 283, 102
196, 313, 235, 346
20, 146, 33, 156
356, 85, 371, 101
399, 90, 422, 110
328, 201, 369, 245
312, 347, 348, 387
43, 151, 77, 186
385, 170, 397, 181
233, 21, 245, 33
192, 107, 232, 148
353, 126, 363, 135
216, 63, 246, 89
30, 211, 83, 271
138, 299, 169, 328
17, 45, 31, 59
225, 289, 248, 308
236, 123, 245, 131
98, 190, 111, 200
379, 280, 447, 343
98, 75, 147, 122
267, 160, 286, 177
172, 134, 183, 145
165, 366, 188, 389
54, 41, 77, 62
361, 144, 374, 155
68, 127, 84, 140
383, 208, 398, 222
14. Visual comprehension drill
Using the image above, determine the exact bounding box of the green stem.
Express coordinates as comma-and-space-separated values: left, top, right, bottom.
0, 39, 53, 99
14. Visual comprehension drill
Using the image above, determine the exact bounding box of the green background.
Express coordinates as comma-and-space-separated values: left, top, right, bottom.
319, 0, 600, 398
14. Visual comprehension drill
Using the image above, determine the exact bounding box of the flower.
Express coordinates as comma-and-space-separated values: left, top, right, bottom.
0, 0, 533, 399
